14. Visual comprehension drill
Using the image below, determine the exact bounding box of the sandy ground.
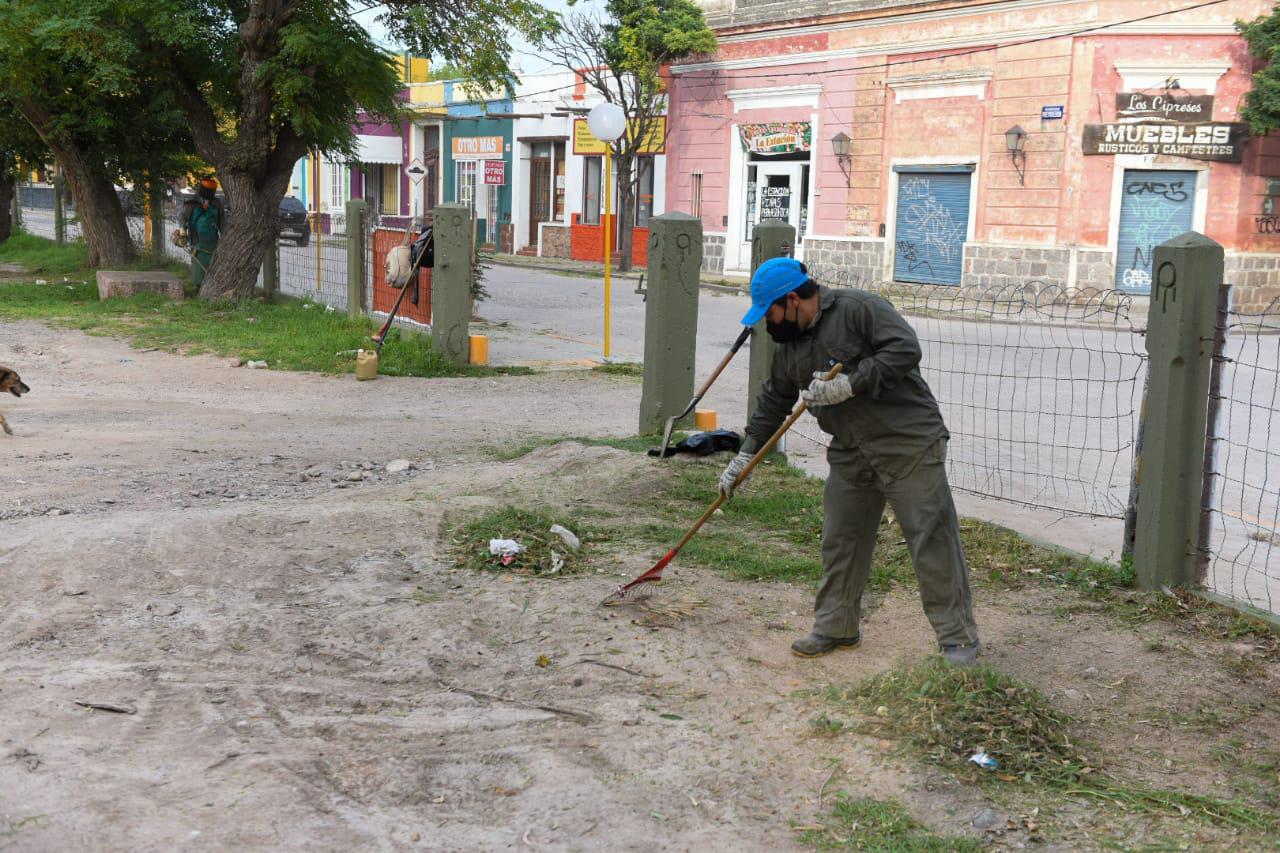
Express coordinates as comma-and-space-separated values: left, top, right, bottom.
2, 322, 1278, 851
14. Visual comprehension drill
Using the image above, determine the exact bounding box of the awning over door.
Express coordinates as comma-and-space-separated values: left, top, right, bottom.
356, 134, 402, 165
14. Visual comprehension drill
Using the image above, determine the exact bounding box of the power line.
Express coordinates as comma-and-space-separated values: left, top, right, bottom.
671, 0, 1237, 81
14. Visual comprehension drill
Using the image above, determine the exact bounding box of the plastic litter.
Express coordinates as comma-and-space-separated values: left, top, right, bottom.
548, 524, 580, 551
489, 539, 524, 558
968, 751, 998, 770
246, 360, 268, 369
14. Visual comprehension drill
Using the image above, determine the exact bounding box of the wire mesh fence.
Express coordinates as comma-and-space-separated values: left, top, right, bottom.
277, 214, 352, 311
794, 266, 1149, 521
1201, 295, 1280, 616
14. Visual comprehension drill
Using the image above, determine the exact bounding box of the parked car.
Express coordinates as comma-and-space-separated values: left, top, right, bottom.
278, 196, 310, 247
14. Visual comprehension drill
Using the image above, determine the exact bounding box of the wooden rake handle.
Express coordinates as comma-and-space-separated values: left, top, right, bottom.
683, 326, 752, 417
668, 362, 844, 555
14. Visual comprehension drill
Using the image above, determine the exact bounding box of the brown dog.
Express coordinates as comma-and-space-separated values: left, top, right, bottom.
0, 366, 30, 436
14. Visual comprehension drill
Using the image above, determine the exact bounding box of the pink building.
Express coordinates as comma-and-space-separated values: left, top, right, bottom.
667, 0, 1280, 307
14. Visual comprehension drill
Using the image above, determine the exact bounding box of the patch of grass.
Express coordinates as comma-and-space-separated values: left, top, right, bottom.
830, 658, 1275, 832
0, 263, 523, 379
1211, 739, 1280, 809
592, 361, 643, 378
490, 435, 1277, 651
797, 796, 981, 852
449, 506, 594, 576
1099, 588, 1280, 656
0, 231, 89, 276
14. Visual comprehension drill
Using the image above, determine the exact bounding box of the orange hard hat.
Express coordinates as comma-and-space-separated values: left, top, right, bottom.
199, 177, 218, 191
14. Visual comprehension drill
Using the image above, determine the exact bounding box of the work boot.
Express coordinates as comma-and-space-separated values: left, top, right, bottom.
791, 632, 861, 658
940, 641, 982, 667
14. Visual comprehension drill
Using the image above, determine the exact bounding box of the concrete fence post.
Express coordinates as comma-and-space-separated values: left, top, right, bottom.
1133, 232, 1224, 591
746, 220, 796, 425
263, 235, 278, 300
639, 212, 702, 434
53, 176, 66, 245
149, 181, 164, 259
345, 199, 368, 317
431, 203, 473, 364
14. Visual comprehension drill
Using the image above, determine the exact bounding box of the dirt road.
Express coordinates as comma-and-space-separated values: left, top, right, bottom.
2, 322, 1277, 851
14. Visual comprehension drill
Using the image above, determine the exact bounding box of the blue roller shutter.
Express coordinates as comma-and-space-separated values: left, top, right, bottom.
1115, 170, 1196, 293
893, 169, 972, 286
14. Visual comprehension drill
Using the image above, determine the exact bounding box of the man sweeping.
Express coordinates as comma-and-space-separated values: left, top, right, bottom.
719, 258, 981, 666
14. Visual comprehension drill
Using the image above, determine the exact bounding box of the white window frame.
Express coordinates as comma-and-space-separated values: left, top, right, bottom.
456, 160, 478, 212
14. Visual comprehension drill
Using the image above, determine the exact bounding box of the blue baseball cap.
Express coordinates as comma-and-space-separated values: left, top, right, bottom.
741, 257, 809, 325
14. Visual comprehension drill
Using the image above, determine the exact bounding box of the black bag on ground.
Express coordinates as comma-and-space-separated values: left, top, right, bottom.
648, 429, 743, 458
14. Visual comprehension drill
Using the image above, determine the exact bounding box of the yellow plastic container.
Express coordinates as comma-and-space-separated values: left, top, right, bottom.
695, 409, 718, 430
469, 334, 489, 365
355, 349, 379, 380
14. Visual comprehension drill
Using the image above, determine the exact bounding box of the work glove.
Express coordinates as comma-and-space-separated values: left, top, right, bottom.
801, 371, 854, 408
718, 449, 754, 499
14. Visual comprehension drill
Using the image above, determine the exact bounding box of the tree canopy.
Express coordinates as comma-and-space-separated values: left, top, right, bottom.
0, 0, 196, 264
547, 0, 714, 270
0, 0, 559, 294
1239, 8, 1280, 135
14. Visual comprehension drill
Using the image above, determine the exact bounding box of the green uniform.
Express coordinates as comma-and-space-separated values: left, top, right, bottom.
743, 286, 978, 647
187, 202, 222, 287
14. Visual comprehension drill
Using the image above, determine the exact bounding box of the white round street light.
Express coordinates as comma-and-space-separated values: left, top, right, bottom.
587, 102, 627, 361
587, 102, 626, 142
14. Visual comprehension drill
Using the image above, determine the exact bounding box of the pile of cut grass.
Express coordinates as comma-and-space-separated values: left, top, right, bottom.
831, 658, 1275, 832
450, 506, 594, 577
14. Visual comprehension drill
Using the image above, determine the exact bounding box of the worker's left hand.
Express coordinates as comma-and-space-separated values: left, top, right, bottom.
801, 371, 854, 408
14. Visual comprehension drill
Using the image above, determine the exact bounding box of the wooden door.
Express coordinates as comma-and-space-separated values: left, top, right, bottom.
529, 157, 552, 245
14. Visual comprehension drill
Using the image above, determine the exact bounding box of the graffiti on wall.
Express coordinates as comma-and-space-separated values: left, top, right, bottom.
1116, 177, 1194, 292
895, 177, 965, 281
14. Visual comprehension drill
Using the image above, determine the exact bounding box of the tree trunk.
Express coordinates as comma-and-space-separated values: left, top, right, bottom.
0, 167, 13, 244
613, 154, 635, 273
65, 162, 137, 267
197, 168, 291, 301
17, 101, 136, 267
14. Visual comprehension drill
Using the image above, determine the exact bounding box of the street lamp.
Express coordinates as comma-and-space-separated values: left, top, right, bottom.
1005, 124, 1027, 186
831, 132, 852, 188
588, 101, 627, 361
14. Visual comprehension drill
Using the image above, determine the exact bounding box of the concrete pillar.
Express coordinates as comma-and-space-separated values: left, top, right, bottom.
345, 199, 368, 317
746, 220, 796, 425
1133, 232, 1223, 591
149, 181, 164, 259
639, 212, 702, 434
431, 203, 473, 364
53, 176, 66, 245
263, 238, 278, 300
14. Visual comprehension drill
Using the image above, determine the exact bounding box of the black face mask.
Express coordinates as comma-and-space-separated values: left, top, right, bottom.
766, 302, 803, 344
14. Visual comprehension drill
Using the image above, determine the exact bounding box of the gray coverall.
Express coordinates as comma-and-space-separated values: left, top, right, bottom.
742, 286, 979, 647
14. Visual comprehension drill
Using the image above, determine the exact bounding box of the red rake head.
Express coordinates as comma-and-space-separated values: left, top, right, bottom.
600, 549, 674, 606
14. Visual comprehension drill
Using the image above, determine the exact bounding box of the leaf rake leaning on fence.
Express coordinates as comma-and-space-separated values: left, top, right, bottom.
601, 363, 844, 606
